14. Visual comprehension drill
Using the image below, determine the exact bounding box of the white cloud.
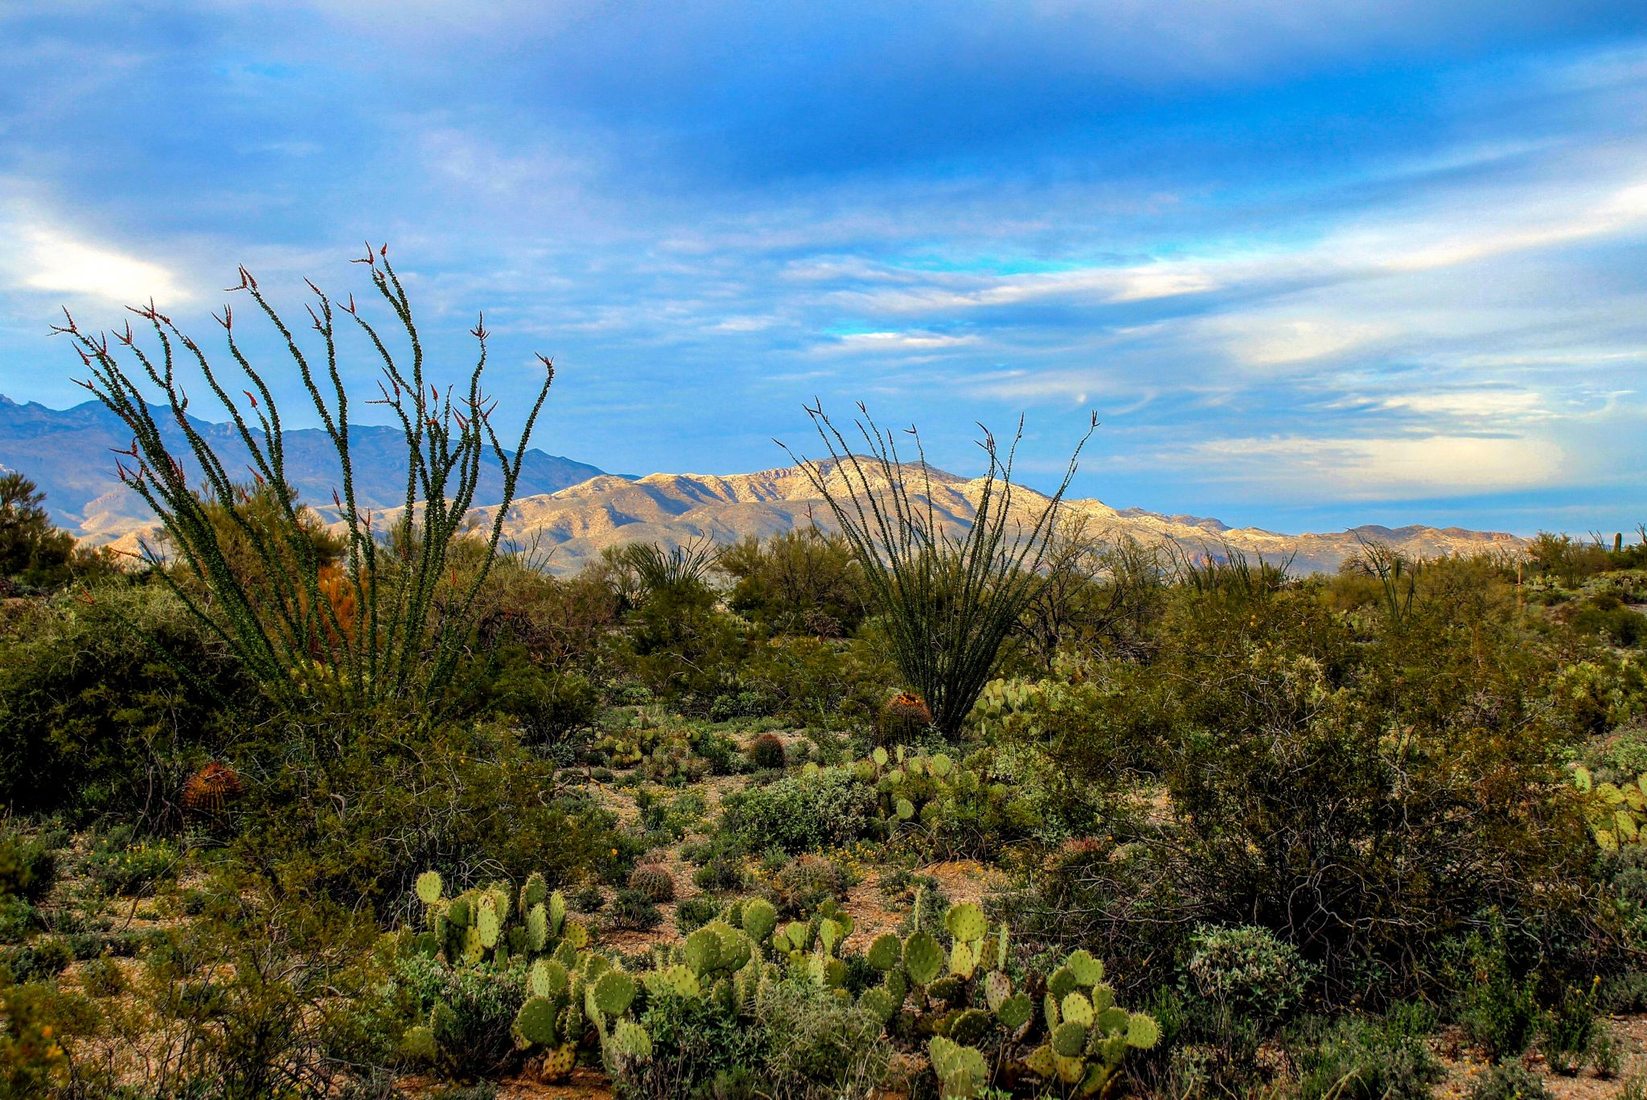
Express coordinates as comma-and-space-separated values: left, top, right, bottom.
10, 219, 189, 306
820, 330, 979, 354
1180, 433, 1569, 498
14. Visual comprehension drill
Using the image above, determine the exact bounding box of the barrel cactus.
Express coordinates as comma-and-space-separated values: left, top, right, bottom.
628, 863, 677, 903
879, 691, 933, 745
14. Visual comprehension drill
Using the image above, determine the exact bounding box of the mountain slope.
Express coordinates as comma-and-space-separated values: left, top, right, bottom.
0, 395, 606, 539
460, 461, 1524, 575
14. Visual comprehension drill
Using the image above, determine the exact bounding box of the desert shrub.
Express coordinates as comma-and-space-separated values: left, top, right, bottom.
389, 953, 524, 1079
1449, 922, 1547, 1058
1467, 1061, 1553, 1100
485, 654, 597, 753
719, 768, 878, 854
0, 939, 72, 984
617, 990, 766, 1100
741, 633, 897, 728
1571, 602, 1647, 647
84, 830, 180, 897
0, 581, 241, 819
719, 530, 868, 639
0, 827, 60, 907
755, 976, 891, 1097
769, 855, 848, 915
693, 857, 749, 895
1181, 924, 1314, 1049
709, 689, 774, 722
746, 733, 786, 770
0, 974, 105, 1098
1286, 1003, 1441, 1100
628, 864, 677, 903
0, 473, 96, 594
79, 956, 127, 999
233, 718, 616, 918
138, 885, 391, 1099
674, 895, 720, 933
1540, 979, 1601, 1075
609, 887, 662, 931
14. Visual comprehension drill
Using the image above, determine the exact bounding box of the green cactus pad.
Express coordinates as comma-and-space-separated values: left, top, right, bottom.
948, 1007, 992, 1045
462, 924, 484, 964
1063, 949, 1104, 987
1090, 982, 1115, 1013
526, 902, 548, 953
985, 970, 1012, 1011
684, 926, 722, 975
867, 932, 903, 972
611, 1019, 652, 1059
476, 897, 501, 949
415, 870, 443, 906
997, 993, 1033, 1032
1062, 991, 1094, 1026
1044, 991, 1062, 1030
945, 902, 988, 943
885, 968, 909, 1004
894, 797, 916, 821
521, 871, 548, 911
950, 939, 976, 978
529, 958, 569, 1000
1126, 1012, 1161, 1049
930, 752, 953, 778
593, 970, 636, 1016
1047, 964, 1079, 1001
548, 890, 567, 935
513, 995, 558, 1048
859, 986, 897, 1024
818, 917, 844, 955
742, 898, 778, 943
1052, 1020, 1088, 1058
904, 930, 944, 985
929, 974, 967, 1006
540, 1043, 576, 1081
712, 923, 752, 971
871, 746, 889, 766
648, 964, 700, 999
1023, 1043, 1057, 1079
447, 896, 472, 926
1095, 1006, 1129, 1033
562, 921, 590, 950
928, 1035, 988, 1095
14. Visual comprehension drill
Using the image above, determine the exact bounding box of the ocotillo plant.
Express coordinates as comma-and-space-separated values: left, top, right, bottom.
783, 403, 1093, 736
54, 246, 552, 726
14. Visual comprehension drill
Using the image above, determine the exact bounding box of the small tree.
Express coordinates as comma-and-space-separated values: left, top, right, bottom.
783, 403, 1093, 736
53, 246, 552, 725
0, 472, 76, 591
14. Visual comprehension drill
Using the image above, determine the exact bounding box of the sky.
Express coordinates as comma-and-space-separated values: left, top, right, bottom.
1, 1, 1644, 536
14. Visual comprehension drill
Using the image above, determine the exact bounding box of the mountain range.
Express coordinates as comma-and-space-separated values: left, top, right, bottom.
0, 395, 1525, 574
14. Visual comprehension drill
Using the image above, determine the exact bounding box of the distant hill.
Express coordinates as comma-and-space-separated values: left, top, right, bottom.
0, 395, 607, 540
452, 461, 1525, 576
1, 396, 1526, 573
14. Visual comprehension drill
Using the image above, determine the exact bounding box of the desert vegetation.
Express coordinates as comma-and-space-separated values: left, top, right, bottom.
3, 259, 1647, 1100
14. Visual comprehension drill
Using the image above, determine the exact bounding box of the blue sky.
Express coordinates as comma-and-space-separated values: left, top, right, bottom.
1, 1, 1644, 535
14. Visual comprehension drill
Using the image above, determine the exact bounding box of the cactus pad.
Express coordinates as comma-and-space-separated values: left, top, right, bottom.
948, 1007, 992, 1045
742, 898, 778, 943
476, 897, 501, 949
859, 986, 897, 1024
1047, 964, 1078, 1001
904, 931, 944, 985
415, 871, 443, 906
521, 871, 547, 911
529, 958, 569, 1000
1062, 991, 1094, 1026
1051, 1020, 1088, 1058
997, 993, 1033, 1031
540, 1043, 576, 1081
944, 902, 987, 943
1126, 1012, 1161, 1049
950, 940, 976, 979
513, 995, 558, 1048
593, 970, 636, 1016
1063, 949, 1104, 987
984, 970, 1012, 1011
684, 926, 721, 975
526, 902, 548, 952
611, 1019, 652, 1059
928, 1035, 988, 1097
867, 933, 903, 972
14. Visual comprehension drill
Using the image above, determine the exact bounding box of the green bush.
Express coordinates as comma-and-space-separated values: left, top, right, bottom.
1287, 1004, 1442, 1100
609, 887, 662, 931
85, 831, 180, 897
0, 582, 241, 818
390, 953, 525, 1079
718, 530, 868, 639
1467, 1061, 1553, 1100
769, 855, 848, 915
616, 990, 766, 1100
755, 977, 890, 1097
719, 768, 878, 854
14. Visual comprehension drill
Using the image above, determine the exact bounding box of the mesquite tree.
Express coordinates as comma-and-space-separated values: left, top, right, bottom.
784, 403, 1093, 736
54, 246, 552, 725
